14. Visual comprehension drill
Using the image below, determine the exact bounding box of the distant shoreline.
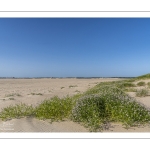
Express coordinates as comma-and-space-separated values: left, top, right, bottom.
0, 77, 135, 79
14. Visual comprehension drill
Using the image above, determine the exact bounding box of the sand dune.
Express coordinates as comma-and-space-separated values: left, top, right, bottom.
0, 78, 150, 132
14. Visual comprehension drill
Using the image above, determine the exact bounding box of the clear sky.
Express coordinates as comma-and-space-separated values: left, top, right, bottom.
0, 18, 150, 77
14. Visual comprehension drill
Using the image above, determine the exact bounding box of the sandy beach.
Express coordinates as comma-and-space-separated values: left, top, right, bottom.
0, 78, 150, 132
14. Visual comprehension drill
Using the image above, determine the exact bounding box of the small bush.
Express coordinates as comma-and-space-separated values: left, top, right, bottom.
9, 98, 15, 100
124, 88, 137, 92
69, 85, 78, 88
72, 86, 150, 131
0, 103, 35, 121
31, 93, 43, 95
35, 96, 77, 121
147, 82, 150, 88
5, 93, 21, 97
136, 89, 149, 97
137, 81, 146, 86
122, 82, 136, 87
137, 74, 150, 80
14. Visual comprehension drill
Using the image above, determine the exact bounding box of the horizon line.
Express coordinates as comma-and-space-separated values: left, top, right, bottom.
0, 76, 135, 79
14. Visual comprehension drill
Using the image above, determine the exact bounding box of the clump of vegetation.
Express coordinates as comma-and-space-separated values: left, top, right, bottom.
35, 96, 73, 121
5, 93, 21, 97
16, 93, 21, 96
136, 74, 150, 80
147, 82, 150, 88
69, 85, 78, 88
124, 88, 137, 92
120, 82, 136, 88
9, 98, 15, 100
31, 93, 43, 95
35, 94, 81, 121
71, 86, 150, 131
137, 81, 146, 86
85, 80, 137, 95
0, 103, 34, 121
136, 88, 149, 97
61, 87, 65, 89
75, 90, 80, 93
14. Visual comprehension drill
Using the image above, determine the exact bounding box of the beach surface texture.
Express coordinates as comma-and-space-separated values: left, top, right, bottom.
0, 78, 150, 132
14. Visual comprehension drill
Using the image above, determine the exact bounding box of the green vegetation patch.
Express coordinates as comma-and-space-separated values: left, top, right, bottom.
84, 80, 136, 95
31, 93, 43, 95
5, 93, 21, 97
0, 103, 34, 121
136, 88, 149, 97
124, 88, 137, 92
71, 86, 150, 131
69, 85, 78, 88
35, 94, 81, 121
136, 74, 150, 80
137, 81, 146, 86
147, 82, 150, 88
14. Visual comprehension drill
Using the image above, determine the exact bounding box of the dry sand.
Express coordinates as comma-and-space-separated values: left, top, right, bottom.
0, 78, 150, 132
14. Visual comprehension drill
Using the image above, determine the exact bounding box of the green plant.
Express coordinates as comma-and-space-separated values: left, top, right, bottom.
35, 96, 77, 121
31, 93, 43, 95
69, 85, 78, 88
120, 82, 136, 88
16, 93, 21, 96
5, 93, 21, 97
147, 82, 150, 88
137, 74, 150, 80
9, 98, 15, 100
75, 90, 80, 93
71, 85, 150, 131
124, 88, 137, 92
136, 88, 149, 97
36, 93, 43, 95
137, 82, 146, 86
0, 103, 35, 121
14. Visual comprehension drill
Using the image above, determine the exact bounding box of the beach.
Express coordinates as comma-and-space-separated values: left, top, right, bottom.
0, 78, 150, 132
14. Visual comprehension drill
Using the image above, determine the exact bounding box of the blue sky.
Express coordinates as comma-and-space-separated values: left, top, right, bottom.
0, 18, 150, 77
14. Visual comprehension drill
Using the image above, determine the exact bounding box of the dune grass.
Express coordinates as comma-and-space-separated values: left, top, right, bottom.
136, 73, 150, 80
0, 103, 34, 121
137, 81, 146, 86
147, 82, 150, 88
1, 76, 150, 131
31, 93, 43, 95
5, 93, 21, 97
136, 88, 149, 97
35, 95, 78, 121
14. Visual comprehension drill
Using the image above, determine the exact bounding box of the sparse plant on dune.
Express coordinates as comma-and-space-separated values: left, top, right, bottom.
0, 103, 34, 121
137, 81, 146, 86
147, 82, 150, 88
136, 88, 149, 97
5, 93, 21, 97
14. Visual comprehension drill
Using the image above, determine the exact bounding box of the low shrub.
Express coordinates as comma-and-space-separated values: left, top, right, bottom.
0, 103, 34, 121
137, 81, 146, 86
147, 82, 150, 88
71, 85, 150, 131
136, 88, 149, 97
35, 94, 81, 121
124, 88, 137, 92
